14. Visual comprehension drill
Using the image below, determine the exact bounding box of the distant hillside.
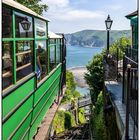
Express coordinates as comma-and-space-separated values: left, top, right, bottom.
65, 30, 131, 47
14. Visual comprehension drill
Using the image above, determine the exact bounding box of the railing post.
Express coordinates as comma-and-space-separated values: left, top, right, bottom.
125, 64, 131, 140
116, 47, 119, 81
125, 47, 128, 57
122, 53, 125, 103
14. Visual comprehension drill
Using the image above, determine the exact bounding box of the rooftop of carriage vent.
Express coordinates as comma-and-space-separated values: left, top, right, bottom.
2, 0, 50, 22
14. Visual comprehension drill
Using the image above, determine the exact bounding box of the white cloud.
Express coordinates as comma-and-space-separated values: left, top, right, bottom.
42, 0, 131, 33
43, 0, 69, 8
53, 10, 105, 21
43, 0, 105, 21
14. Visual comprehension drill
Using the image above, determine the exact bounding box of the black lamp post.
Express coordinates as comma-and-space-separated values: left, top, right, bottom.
105, 15, 113, 54
21, 17, 31, 37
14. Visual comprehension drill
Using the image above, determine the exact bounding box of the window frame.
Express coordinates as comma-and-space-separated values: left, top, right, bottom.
34, 18, 48, 83
49, 38, 56, 71
48, 38, 62, 72
2, 6, 49, 91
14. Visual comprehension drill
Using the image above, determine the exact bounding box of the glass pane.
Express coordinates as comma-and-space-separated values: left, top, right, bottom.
2, 7, 12, 38
35, 18, 47, 38
56, 39, 61, 64
2, 42, 13, 90
49, 39, 56, 71
15, 12, 33, 38
36, 40, 48, 82
16, 41, 33, 81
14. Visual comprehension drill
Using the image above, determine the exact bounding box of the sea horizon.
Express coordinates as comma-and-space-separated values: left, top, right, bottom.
66, 45, 103, 69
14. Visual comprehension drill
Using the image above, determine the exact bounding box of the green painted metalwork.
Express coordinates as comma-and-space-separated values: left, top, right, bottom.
126, 13, 138, 49
2, 2, 64, 140
48, 41, 50, 73
2, 77, 35, 118
33, 18, 36, 72
34, 38, 47, 40
2, 65, 62, 140
2, 38, 14, 41
55, 39, 57, 66
12, 11, 16, 84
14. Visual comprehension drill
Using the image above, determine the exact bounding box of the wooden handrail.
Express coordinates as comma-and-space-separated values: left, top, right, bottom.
16, 50, 31, 56
2, 71, 12, 77
16, 63, 31, 71
2, 56, 11, 59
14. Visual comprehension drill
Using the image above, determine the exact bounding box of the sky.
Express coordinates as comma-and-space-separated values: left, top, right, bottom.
42, 0, 137, 33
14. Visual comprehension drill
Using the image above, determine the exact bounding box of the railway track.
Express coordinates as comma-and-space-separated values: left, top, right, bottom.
49, 123, 90, 140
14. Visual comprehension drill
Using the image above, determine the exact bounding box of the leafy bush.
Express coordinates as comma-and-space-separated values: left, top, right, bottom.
53, 111, 65, 133
91, 91, 107, 140
64, 111, 76, 129
61, 71, 80, 104
66, 71, 76, 91
85, 54, 103, 102
102, 37, 131, 57
78, 108, 86, 124
53, 111, 76, 133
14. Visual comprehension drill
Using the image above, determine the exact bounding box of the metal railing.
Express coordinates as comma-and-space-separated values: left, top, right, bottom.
126, 47, 138, 63
116, 47, 124, 82
124, 62, 138, 140
104, 46, 138, 139
116, 47, 138, 140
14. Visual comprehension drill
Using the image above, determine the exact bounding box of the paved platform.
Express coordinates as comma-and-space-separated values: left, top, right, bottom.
105, 81, 137, 140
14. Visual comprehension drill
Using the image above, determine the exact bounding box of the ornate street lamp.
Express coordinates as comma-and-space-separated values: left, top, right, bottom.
105, 15, 113, 54
21, 17, 31, 37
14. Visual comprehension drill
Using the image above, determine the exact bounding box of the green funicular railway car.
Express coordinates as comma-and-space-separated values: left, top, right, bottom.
126, 10, 138, 62
2, 0, 66, 139
126, 10, 138, 49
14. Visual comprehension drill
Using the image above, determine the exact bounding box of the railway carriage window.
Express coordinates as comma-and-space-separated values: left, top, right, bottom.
35, 18, 46, 38
2, 7, 12, 38
56, 39, 61, 64
36, 41, 47, 82
49, 39, 56, 71
2, 42, 13, 90
15, 12, 33, 38
16, 41, 33, 81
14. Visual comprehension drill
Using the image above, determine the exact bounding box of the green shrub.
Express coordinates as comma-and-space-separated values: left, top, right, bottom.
78, 108, 86, 124
91, 91, 107, 140
66, 71, 76, 91
85, 54, 103, 102
52, 111, 76, 133
53, 111, 65, 133
65, 111, 76, 129
61, 71, 81, 104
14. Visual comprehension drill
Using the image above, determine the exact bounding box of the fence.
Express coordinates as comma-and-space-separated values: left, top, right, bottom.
124, 60, 138, 140
105, 46, 138, 139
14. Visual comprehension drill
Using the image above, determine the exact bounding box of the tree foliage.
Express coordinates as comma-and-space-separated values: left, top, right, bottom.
15, 0, 48, 15
109, 37, 131, 57
52, 111, 76, 133
102, 37, 131, 57
78, 108, 86, 124
91, 91, 107, 140
61, 71, 80, 104
66, 71, 76, 92
84, 54, 104, 102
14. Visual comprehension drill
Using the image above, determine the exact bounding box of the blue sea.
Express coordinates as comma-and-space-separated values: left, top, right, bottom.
66, 45, 103, 68
66, 45, 103, 95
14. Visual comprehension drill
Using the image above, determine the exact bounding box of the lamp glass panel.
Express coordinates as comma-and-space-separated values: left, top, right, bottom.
106, 21, 112, 29
15, 12, 33, 38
